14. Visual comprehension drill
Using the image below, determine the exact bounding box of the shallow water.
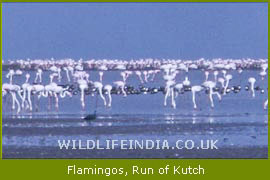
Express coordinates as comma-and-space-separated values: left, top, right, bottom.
2, 70, 268, 158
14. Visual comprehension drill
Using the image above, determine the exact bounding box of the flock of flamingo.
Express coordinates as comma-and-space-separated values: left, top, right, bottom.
2, 58, 268, 114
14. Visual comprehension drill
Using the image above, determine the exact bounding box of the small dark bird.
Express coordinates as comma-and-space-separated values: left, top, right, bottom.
84, 110, 97, 121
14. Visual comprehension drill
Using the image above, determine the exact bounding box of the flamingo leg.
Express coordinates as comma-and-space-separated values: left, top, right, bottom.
121, 86, 127, 97
81, 89, 85, 110
192, 91, 197, 109
164, 87, 169, 106
171, 88, 176, 109
10, 92, 16, 110
107, 91, 112, 107
27, 89, 32, 111
98, 88, 106, 106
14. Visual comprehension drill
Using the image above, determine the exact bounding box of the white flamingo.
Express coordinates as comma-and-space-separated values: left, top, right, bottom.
2, 83, 22, 113
213, 71, 219, 82
135, 71, 144, 83
34, 68, 43, 83
63, 67, 71, 82
113, 81, 127, 97
21, 73, 31, 109
93, 81, 106, 106
6, 69, 15, 84
164, 80, 176, 108
104, 85, 112, 107
174, 83, 183, 98
224, 74, 232, 95
99, 72, 104, 82
203, 81, 222, 108
191, 85, 203, 109
204, 71, 209, 81
248, 77, 256, 98
78, 79, 88, 109
183, 76, 190, 86
218, 78, 225, 90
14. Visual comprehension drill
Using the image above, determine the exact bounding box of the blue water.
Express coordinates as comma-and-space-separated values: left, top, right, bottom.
2, 70, 268, 158
2, 70, 268, 116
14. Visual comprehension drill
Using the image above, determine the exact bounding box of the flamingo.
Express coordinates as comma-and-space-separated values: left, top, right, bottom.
51, 86, 72, 111
213, 71, 219, 82
150, 70, 160, 81
183, 76, 190, 86
44, 73, 58, 110
99, 72, 104, 82
113, 81, 127, 97
31, 84, 46, 111
174, 83, 183, 98
224, 74, 232, 95
164, 80, 176, 108
63, 67, 71, 82
104, 85, 112, 107
21, 73, 31, 109
6, 69, 15, 84
93, 81, 106, 106
34, 68, 43, 83
218, 78, 225, 90
259, 70, 267, 80
2, 83, 22, 113
203, 81, 221, 108
143, 71, 148, 83
135, 71, 144, 83
77, 79, 88, 109
191, 85, 203, 109
222, 70, 227, 78
204, 71, 209, 81
248, 77, 256, 98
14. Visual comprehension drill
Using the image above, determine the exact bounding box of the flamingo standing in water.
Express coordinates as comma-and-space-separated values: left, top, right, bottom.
2, 83, 22, 113
204, 71, 209, 81
104, 85, 112, 107
6, 69, 15, 84
218, 78, 225, 91
98, 65, 108, 82
203, 81, 222, 108
135, 71, 144, 84
191, 85, 203, 109
213, 71, 219, 82
260, 63, 268, 80
183, 76, 191, 86
150, 70, 160, 82
143, 71, 148, 83
93, 81, 107, 106
164, 80, 176, 109
113, 81, 127, 97
248, 77, 256, 98
43, 76, 72, 111
78, 78, 88, 109
224, 74, 232, 95
44, 73, 58, 110
31, 84, 46, 111
174, 83, 183, 98
21, 73, 31, 109
50, 85, 72, 111
63, 67, 71, 82
3, 70, 22, 113
34, 68, 43, 83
